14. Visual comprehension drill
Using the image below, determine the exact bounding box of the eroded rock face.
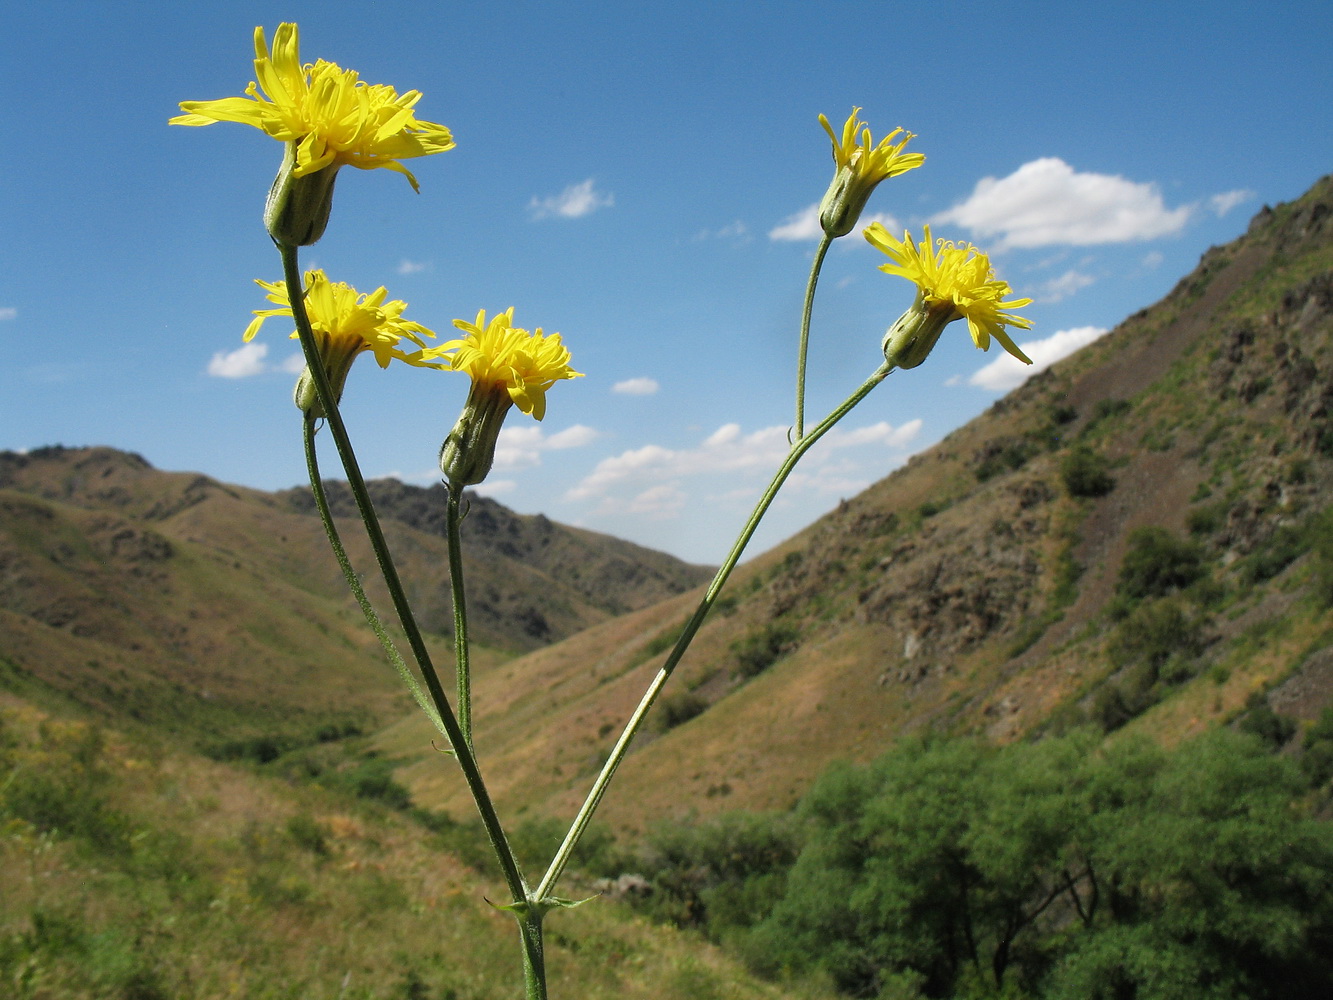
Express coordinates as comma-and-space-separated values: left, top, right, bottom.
855, 517, 1043, 660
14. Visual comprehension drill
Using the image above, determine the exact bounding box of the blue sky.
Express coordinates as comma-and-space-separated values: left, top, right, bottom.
2, 1, 1330, 563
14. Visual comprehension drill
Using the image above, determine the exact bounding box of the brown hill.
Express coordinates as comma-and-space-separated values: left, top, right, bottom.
393, 176, 1333, 834
0, 446, 711, 741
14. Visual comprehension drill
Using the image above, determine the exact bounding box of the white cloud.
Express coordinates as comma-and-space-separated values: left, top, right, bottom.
278, 352, 307, 374
694, 220, 750, 243
1141, 250, 1165, 268
1209, 189, 1255, 217
627, 483, 688, 518
1038, 269, 1095, 303
824, 419, 923, 449
0, 307, 16, 321
968, 325, 1109, 391
208, 342, 270, 378
492, 423, 597, 471
860, 212, 902, 234
528, 178, 614, 220
396, 258, 430, 275
769, 203, 822, 241
473, 479, 517, 497
546, 424, 599, 449
613, 377, 660, 396
934, 158, 1192, 248
567, 418, 921, 513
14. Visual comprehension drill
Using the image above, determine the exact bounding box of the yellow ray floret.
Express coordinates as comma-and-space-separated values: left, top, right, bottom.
244, 269, 435, 368
171, 23, 454, 191
820, 107, 924, 184
426, 309, 583, 421
865, 223, 1033, 363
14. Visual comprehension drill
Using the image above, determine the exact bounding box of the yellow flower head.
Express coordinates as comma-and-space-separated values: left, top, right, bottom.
427, 308, 582, 422
171, 23, 454, 193
430, 309, 582, 486
865, 223, 1033, 369
817, 108, 924, 237
245, 270, 435, 414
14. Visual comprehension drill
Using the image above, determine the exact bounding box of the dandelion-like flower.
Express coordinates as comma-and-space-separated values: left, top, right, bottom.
427, 309, 582, 485
865, 223, 1033, 370
245, 269, 436, 414
818, 108, 924, 238
172, 23, 454, 243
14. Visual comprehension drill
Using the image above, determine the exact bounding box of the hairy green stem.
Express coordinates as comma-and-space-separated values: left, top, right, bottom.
520, 912, 547, 1000
794, 232, 835, 440
303, 415, 446, 736
278, 242, 529, 913
445, 483, 474, 751
535, 361, 892, 901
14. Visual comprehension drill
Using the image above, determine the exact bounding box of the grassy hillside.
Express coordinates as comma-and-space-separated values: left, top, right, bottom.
396, 175, 1333, 834
0, 698, 837, 1000
0, 446, 709, 748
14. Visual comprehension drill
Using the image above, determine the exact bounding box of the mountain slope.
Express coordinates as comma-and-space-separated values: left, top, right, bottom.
0, 446, 710, 741
394, 176, 1333, 833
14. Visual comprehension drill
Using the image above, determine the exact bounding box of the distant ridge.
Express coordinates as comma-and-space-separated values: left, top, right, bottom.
0, 445, 711, 739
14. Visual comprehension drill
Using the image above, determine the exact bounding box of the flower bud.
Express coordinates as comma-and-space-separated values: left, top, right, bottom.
292, 336, 363, 417
819, 159, 876, 238
439, 382, 514, 487
264, 142, 340, 246
880, 292, 957, 371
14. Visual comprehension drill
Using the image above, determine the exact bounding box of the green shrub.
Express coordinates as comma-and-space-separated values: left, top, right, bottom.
1107, 598, 1204, 672
1116, 527, 1206, 601
286, 812, 331, 855
653, 690, 707, 732
1309, 506, 1333, 607
1242, 522, 1307, 584
1060, 446, 1116, 497
731, 621, 800, 679
1237, 698, 1297, 750
1186, 500, 1227, 536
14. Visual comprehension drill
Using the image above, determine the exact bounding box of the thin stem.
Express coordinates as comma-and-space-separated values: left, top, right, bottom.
519, 912, 547, 1000
536, 361, 891, 901
445, 483, 473, 751
794, 232, 835, 440
303, 415, 446, 737
278, 242, 529, 910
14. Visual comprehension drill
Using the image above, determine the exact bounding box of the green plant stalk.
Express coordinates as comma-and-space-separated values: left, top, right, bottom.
535, 360, 892, 901
303, 415, 447, 737
278, 243, 530, 917
794, 231, 835, 440
520, 912, 547, 1000
445, 483, 474, 751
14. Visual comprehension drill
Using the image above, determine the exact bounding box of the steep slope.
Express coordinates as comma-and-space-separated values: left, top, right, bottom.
0, 446, 710, 741
396, 176, 1333, 834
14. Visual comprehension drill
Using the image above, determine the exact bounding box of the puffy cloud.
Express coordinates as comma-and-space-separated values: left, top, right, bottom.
1037, 269, 1096, 303
613, 377, 660, 396
1141, 250, 1165, 268
0, 307, 16, 321
968, 325, 1109, 391
934, 158, 1191, 248
528, 178, 614, 220
396, 258, 430, 275
859, 212, 902, 234
546, 424, 600, 449
769, 204, 822, 241
278, 352, 307, 374
567, 419, 921, 510
492, 423, 598, 471
207, 342, 269, 378
1209, 189, 1255, 217
473, 479, 517, 497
